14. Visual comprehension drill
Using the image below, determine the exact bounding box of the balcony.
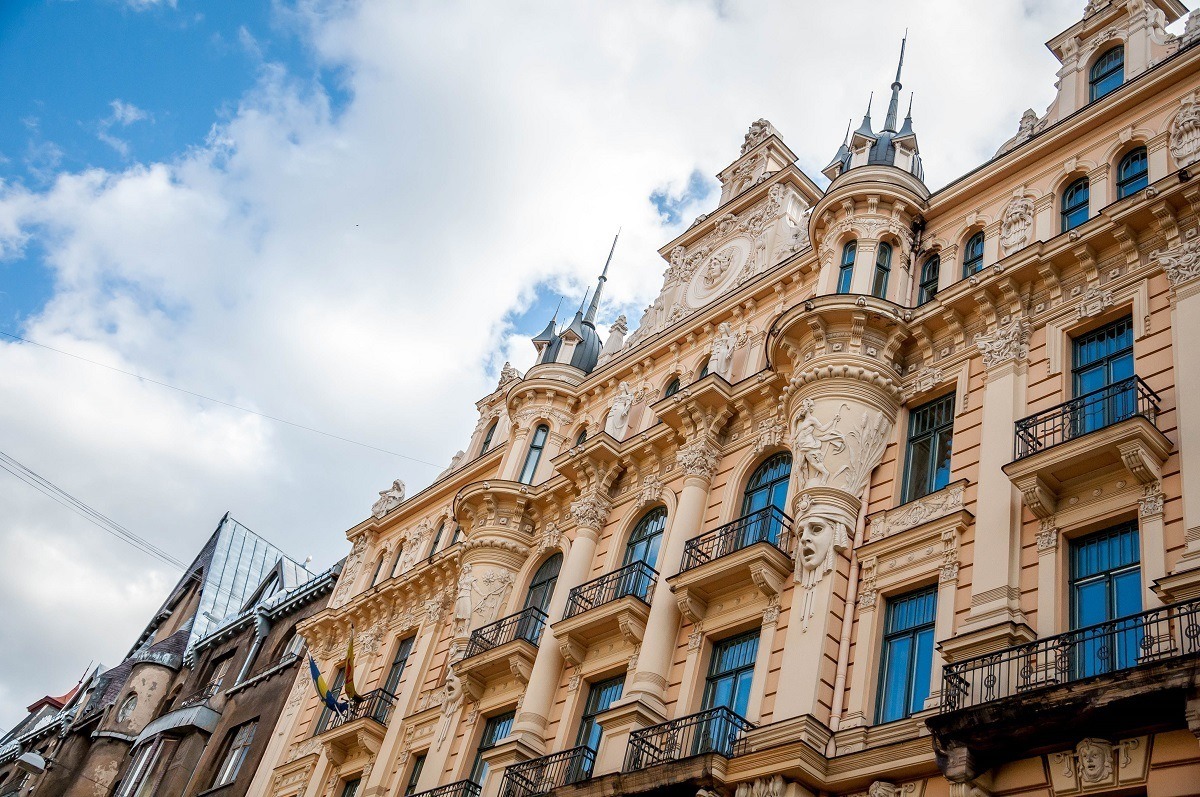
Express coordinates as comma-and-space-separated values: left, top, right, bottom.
457, 607, 546, 692
175, 681, 220, 709
552, 562, 656, 666
669, 508, 793, 622
313, 688, 395, 759
1003, 377, 1171, 517
928, 597, 1200, 781
411, 781, 482, 797
501, 746, 595, 797
624, 707, 753, 771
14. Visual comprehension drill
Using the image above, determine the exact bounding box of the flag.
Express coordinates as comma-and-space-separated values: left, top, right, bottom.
309, 655, 347, 715
344, 626, 360, 702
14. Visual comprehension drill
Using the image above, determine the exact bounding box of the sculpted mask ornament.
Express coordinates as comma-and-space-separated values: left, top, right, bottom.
793, 492, 852, 588
1076, 738, 1114, 783
705, 322, 737, 380
1170, 96, 1200, 168
371, 479, 406, 518
604, 381, 634, 439
701, 248, 736, 288
1000, 195, 1035, 255
741, 118, 774, 155
436, 672, 464, 749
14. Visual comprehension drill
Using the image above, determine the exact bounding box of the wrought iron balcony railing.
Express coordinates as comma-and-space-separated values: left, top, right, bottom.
563, 561, 657, 620
624, 706, 754, 771
942, 597, 1200, 712
1013, 375, 1160, 459
176, 681, 221, 709
409, 780, 482, 797
501, 746, 595, 797
680, 506, 793, 572
464, 607, 547, 659
314, 688, 396, 735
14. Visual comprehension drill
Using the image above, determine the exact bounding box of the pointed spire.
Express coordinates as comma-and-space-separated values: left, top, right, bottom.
898, 93, 915, 136
584, 229, 619, 325
883, 32, 907, 132
854, 92, 876, 138
532, 298, 561, 344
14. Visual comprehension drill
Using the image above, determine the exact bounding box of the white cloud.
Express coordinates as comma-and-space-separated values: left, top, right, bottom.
96, 100, 151, 157
0, 0, 1088, 730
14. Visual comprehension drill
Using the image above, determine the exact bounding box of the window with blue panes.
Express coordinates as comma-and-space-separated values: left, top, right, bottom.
740, 453, 792, 547
1061, 178, 1090, 232
518, 424, 549, 484
623, 508, 666, 569
1072, 315, 1134, 434
382, 636, 415, 696
469, 710, 515, 785
902, 393, 955, 502
1116, 147, 1148, 199
962, 232, 984, 278
524, 554, 562, 614
1070, 523, 1141, 677
702, 630, 759, 718
838, 241, 857, 293
872, 242, 892, 298
876, 587, 936, 723
1089, 45, 1124, 102
918, 255, 940, 304
575, 676, 624, 753
480, 420, 497, 455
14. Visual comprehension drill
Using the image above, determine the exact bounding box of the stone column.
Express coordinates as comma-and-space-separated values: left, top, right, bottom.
956, 316, 1034, 650
773, 380, 898, 722
509, 495, 608, 751
1035, 519, 1062, 636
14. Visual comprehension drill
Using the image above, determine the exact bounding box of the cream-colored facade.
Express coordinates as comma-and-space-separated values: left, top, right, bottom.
253, 4, 1200, 797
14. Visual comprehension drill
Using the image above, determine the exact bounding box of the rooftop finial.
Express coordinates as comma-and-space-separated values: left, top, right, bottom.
854, 93, 875, 138
884, 33, 908, 132
584, 229, 620, 325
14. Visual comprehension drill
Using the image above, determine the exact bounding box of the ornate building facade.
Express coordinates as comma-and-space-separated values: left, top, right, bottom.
256, 3, 1200, 797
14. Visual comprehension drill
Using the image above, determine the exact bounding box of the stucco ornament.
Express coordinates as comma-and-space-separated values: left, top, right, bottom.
705, 322, 737, 381
453, 566, 514, 635
604, 381, 634, 439
570, 492, 611, 530
793, 492, 853, 588
1000, 194, 1035, 255
734, 775, 785, 797
1169, 95, 1200, 168
1182, 9, 1200, 45
453, 564, 476, 636
741, 119, 774, 155
974, 316, 1031, 368
498, 361, 522, 389
701, 248, 736, 288
677, 439, 720, 481
1076, 738, 1114, 783
1154, 238, 1200, 286
371, 479, 406, 518
436, 672, 464, 749
792, 399, 847, 488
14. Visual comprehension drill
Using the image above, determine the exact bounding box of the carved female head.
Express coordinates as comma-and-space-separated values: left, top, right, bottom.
1076, 738, 1113, 783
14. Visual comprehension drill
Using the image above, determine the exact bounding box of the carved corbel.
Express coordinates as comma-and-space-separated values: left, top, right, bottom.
617, 612, 646, 645
942, 308, 965, 347
1118, 441, 1162, 484
806, 316, 827, 356
973, 289, 998, 329
459, 671, 485, 703
674, 589, 708, 624
1038, 261, 1062, 301
849, 312, 868, 355
748, 560, 784, 598
1014, 473, 1057, 519
508, 654, 532, 684
558, 636, 586, 667
1074, 243, 1099, 283
913, 323, 935, 363
1151, 201, 1180, 247
997, 277, 1022, 316
1110, 223, 1141, 268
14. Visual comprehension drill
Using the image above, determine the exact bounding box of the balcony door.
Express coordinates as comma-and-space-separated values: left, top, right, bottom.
740, 454, 791, 546
1070, 523, 1141, 677
697, 631, 759, 754
469, 711, 515, 786
620, 508, 665, 600
1072, 316, 1134, 435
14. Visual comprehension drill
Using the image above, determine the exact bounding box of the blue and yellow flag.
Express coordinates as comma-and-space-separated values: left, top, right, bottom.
344, 626, 360, 702
308, 655, 347, 715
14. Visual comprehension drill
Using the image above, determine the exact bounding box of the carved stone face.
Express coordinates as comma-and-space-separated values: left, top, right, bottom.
798, 517, 834, 571
1076, 738, 1113, 782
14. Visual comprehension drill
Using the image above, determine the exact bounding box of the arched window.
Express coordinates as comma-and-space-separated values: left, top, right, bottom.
872, 242, 892, 299
390, 544, 405, 578
427, 523, 445, 558
663, 377, 681, 398
523, 554, 562, 614
623, 507, 667, 568
1061, 177, 1090, 232
1090, 45, 1124, 102
1116, 147, 1148, 199
518, 424, 549, 484
371, 554, 387, 586
450, 525, 463, 545
575, 428, 588, 446
480, 421, 498, 455
918, 255, 940, 304
837, 241, 857, 293
741, 452, 792, 515
698, 362, 710, 379
962, 232, 985, 278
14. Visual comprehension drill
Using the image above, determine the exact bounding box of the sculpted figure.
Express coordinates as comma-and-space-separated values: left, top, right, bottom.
371, 479, 406, 518
793, 494, 852, 589
498, 361, 521, 388
705, 322, 737, 380
793, 399, 846, 487
1076, 738, 1114, 783
702, 249, 735, 288
1000, 195, 1034, 255
436, 672, 464, 748
604, 381, 634, 439
454, 564, 476, 636
1170, 96, 1200, 168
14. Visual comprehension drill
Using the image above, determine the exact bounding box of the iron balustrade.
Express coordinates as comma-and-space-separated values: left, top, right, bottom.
464, 607, 547, 659
1013, 376, 1160, 459
409, 781, 482, 797
563, 561, 657, 620
680, 506, 793, 572
624, 706, 754, 771
314, 688, 396, 734
501, 746, 596, 797
242, 652, 301, 684
176, 681, 220, 709
942, 596, 1200, 712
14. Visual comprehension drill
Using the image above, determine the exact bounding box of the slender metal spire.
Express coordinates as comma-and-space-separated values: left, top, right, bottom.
854, 92, 875, 137
584, 229, 620, 325
883, 32, 907, 132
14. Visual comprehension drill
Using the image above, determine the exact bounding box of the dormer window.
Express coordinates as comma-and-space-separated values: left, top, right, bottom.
872, 242, 892, 299
918, 255, 940, 304
962, 232, 985, 278
1061, 177, 1090, 232
837, 241, 857, 294
1116, 147, 1148, 198
1089, 45, 1124, 102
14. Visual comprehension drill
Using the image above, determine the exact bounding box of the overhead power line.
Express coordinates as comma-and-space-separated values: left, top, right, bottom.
0, 329, 440, 468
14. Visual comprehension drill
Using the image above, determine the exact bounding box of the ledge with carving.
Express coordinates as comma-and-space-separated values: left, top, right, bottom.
298, 546, 461, 662
865, 480, 969, 543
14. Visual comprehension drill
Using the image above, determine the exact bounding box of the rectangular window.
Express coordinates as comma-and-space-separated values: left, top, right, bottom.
469, 710, 515, 785
902, 393, 955, 502
1070, 523, 1141, 677
702, 631, 759, 717
213, 720, 257, 787
575, 676, 624, 752
341, 778, 362, 797
876, 587, 937, 723
518, 426, 549, 484
116, 737, 179, 797
316, 668, 345, 734
1072, 316, 1134, 434
404, 753, 427, 797
383, 636, 416, 696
